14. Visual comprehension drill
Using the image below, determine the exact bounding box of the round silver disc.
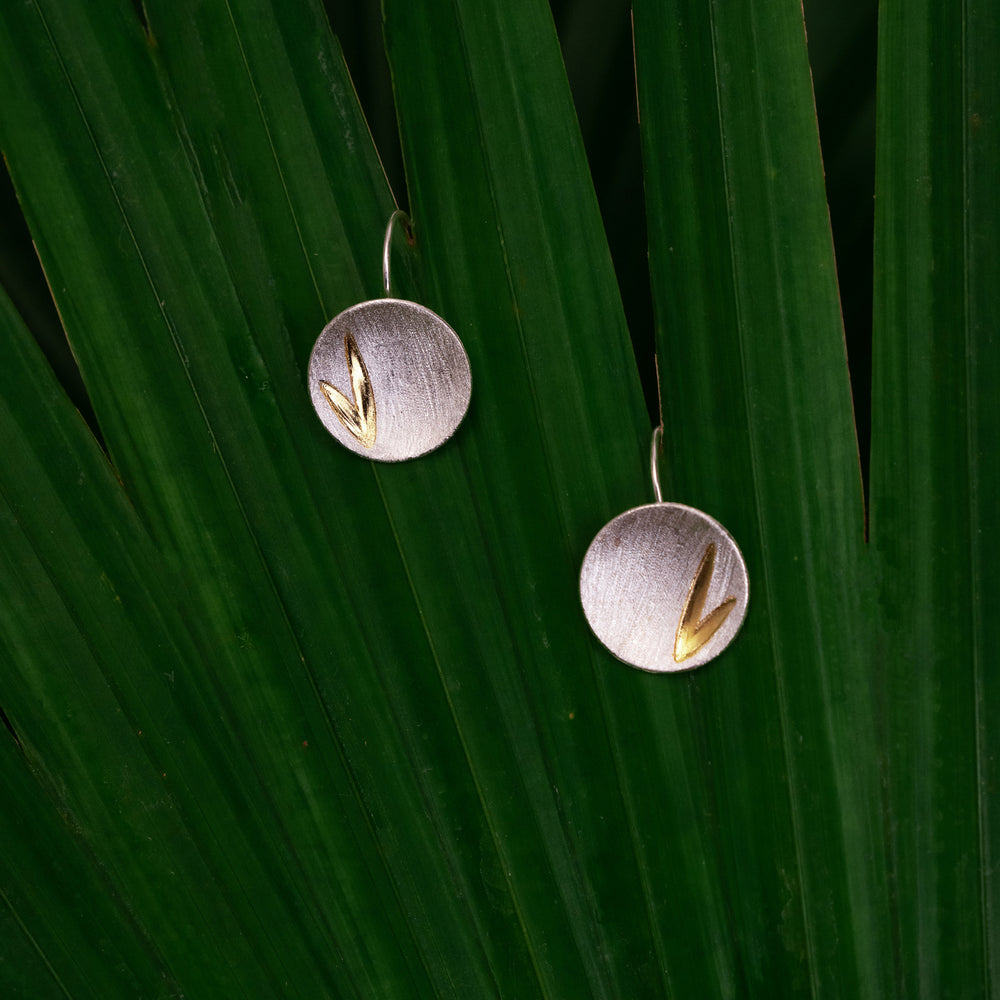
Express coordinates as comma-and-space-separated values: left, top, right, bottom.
308, 298, 472, 461
580, 502, 749, 672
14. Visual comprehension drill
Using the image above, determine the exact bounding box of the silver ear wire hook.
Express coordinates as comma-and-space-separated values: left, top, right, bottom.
382, 209, 412, 297
650, 424, 664, 503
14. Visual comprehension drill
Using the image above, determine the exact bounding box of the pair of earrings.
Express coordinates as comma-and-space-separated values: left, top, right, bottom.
308, 212, 748, 672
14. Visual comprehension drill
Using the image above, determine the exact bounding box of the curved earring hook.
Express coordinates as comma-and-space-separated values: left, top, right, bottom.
382, 209, 412, 297
650, 424, 664, 503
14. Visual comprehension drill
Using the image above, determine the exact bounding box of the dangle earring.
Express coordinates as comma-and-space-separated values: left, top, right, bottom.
308, 210, 472, 461
579, 425, 749, 672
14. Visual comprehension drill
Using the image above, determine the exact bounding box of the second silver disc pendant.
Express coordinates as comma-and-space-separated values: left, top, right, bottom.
580, 427, 749, 672
308, 212, 472, 462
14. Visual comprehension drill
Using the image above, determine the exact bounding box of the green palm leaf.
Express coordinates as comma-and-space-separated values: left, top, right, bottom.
0, 0, 996, 996
871, 1, 1000, 994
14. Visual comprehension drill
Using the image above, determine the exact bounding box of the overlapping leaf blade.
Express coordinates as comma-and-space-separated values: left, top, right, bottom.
633, 0, 889, 993
0, 0, 506, 994
0, 0, 653, 994
0, 285, 286, 996
871, 1, 1000, 995
0, 0, 996, 995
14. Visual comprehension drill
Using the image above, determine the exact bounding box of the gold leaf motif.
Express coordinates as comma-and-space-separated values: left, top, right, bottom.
319, 331, 376, 448
673, 543, 736, 662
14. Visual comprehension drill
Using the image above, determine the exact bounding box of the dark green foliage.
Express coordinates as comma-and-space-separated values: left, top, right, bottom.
0, 0, 995, 996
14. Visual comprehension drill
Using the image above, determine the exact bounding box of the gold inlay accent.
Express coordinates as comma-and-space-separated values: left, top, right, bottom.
673, 543, 737, 662
319, 331, 376, 448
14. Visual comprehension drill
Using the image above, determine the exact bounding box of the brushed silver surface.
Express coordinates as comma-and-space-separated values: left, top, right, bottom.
580, 502, 749, 672
308, 298, 472, 461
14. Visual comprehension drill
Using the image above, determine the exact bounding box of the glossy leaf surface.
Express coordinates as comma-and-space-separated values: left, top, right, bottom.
0, 0, 995, 996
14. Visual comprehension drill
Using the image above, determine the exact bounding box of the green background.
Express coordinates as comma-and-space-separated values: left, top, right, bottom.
0, 0, 995, 996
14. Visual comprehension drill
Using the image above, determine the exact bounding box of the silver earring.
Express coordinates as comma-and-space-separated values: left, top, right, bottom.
580, 426, 749, 672
308, 211, 472, 461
